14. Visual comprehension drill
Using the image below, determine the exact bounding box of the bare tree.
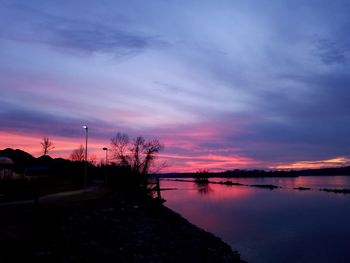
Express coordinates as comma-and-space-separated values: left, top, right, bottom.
70, 144, 85, 161
41, 137, 55, 156
110, 133, 163, 177
88, 154, 97, 166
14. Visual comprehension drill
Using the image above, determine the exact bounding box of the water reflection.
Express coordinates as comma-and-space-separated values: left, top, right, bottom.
209, 175, 350, 189
161, 176, 350, 263
194, 182, 213, 195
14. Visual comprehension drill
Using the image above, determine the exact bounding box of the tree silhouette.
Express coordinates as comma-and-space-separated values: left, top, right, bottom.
110, 133, 163, 177
41, 137, 55, 156
70, 145, 85, 161
194, 169, 210, 183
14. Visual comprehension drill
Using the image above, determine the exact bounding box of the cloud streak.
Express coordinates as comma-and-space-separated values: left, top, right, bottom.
0, 1, 167, 57
272, 157, 350, 170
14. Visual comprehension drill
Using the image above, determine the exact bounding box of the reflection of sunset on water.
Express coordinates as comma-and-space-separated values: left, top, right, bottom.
293, 176, 350, 189
161, 177, 350, 263
161, 180, 253, 201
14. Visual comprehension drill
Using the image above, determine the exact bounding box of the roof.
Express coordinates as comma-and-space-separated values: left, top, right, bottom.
0, 157, 14, 165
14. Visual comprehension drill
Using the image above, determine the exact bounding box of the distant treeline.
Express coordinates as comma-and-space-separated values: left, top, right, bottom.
2, 148, 350, 179
297, 166, 350, 176
155, 170, 297, 178
155, 166, 350, 178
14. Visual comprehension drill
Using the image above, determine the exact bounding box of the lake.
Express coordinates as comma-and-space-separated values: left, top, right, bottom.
160, 176, 350, 263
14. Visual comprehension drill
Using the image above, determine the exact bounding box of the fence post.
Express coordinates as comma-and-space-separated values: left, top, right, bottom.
156, 178, 161, 200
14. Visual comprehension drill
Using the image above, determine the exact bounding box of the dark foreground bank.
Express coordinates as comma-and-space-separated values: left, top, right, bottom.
0, 188, 244, 263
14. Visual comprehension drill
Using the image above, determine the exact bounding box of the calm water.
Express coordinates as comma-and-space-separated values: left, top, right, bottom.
160, 176, 350, 263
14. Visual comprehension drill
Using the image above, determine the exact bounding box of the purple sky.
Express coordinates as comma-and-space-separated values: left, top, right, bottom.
1, 0, 350, 172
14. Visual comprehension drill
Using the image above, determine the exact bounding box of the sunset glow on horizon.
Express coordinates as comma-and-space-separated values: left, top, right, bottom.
1, 1, 350, 172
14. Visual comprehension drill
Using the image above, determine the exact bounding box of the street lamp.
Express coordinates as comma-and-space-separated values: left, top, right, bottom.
102, 147, 108, 185
83, 125, 88, 189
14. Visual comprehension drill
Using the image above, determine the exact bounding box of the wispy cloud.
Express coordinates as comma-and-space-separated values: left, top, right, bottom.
314, 38, 348, 65
0, 2, 166, 57
0, 101, 118, 140
1, 0, 350, 171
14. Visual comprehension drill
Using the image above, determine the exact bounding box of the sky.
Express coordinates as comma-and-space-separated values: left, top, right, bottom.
1, 0, 350, 172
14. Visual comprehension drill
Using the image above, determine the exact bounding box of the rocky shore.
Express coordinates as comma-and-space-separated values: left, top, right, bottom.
0, 188, 245, 262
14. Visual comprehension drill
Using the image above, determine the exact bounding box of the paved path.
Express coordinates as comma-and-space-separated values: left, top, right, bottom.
0, 183, 103, 207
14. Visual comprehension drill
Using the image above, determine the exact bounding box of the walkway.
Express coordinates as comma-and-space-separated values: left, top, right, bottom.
0, 183, 104, 207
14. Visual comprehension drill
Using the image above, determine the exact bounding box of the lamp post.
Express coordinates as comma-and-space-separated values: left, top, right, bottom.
83, 125, 88, 189
102, 147, 108, 185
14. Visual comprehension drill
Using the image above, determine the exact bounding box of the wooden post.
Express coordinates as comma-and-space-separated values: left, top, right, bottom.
156, 178, 161, 200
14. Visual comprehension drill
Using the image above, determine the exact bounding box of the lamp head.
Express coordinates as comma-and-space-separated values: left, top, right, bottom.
102, 147, 108, 151
83, 125, 88, 130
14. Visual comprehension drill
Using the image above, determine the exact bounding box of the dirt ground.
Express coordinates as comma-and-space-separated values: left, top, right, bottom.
0, 188, 244, 263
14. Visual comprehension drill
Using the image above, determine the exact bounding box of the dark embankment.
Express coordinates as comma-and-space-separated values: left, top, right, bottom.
320, 188, 350, 194
0, 189, 244, 263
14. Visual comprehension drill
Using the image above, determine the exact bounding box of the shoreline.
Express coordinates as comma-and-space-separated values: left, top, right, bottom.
0, 188, 245, 262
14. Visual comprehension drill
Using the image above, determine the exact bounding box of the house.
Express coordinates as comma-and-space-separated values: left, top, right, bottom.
0, 157, 14, 178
